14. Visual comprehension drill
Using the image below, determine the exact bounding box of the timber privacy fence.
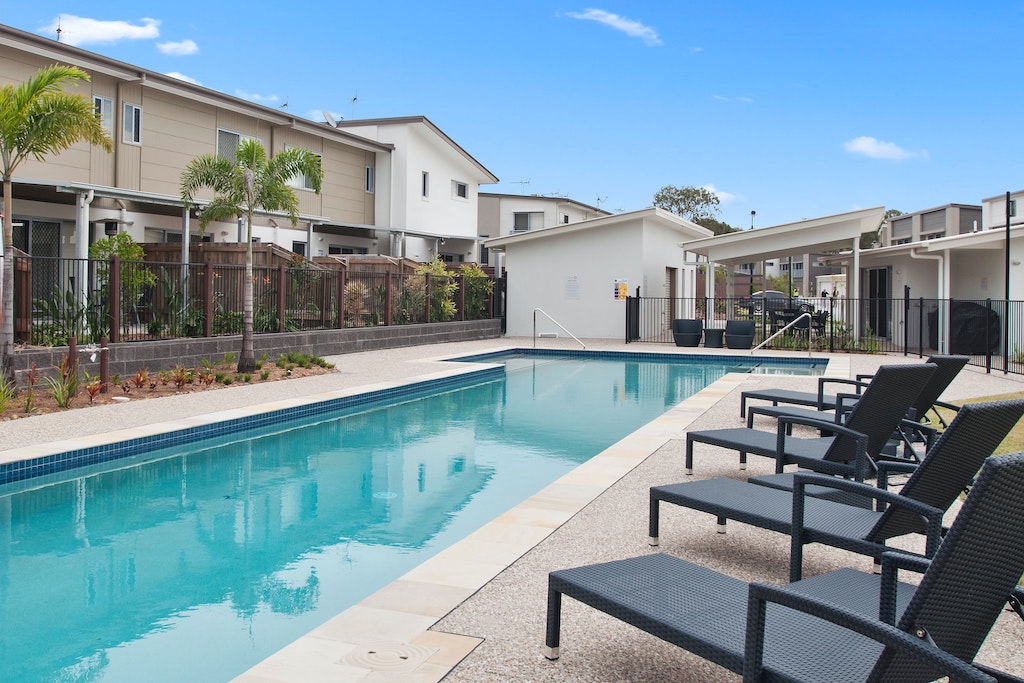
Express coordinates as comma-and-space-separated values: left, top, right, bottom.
627, 294, 1024, 374
13, 255, 506, 347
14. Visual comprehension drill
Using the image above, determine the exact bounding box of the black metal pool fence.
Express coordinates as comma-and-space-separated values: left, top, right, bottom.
626, 294, 1023, 374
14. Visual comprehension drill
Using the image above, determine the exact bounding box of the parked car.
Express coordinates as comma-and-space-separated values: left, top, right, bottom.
739, 290, 814, 314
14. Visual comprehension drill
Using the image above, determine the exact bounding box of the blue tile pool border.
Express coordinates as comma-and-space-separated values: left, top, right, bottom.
0, 366, 504, 487
0, 348, 824, 487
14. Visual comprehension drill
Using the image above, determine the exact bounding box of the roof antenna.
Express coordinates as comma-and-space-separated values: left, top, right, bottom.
512, 180, 530, 193
351, 94, 358, 120
55, 16, 62, 42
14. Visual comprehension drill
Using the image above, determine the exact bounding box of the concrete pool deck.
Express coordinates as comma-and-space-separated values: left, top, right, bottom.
4, 339, 1024, 682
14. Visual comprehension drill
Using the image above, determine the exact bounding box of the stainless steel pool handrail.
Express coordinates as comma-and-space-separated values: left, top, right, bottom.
533, 308, 586, 349
752, 311, 813, 357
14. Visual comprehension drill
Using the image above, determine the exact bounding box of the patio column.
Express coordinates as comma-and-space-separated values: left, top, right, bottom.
851, 237, 860, 342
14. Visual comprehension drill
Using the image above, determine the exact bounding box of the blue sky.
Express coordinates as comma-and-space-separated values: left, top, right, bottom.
3, 3, 1022, 228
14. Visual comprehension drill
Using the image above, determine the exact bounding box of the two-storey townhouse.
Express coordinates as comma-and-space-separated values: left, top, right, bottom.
0, 22, 393, 269
476, 193, 610, 272
335, 117, 498, 265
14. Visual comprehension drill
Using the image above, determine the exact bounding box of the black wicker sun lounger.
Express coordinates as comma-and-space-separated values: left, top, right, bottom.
685, 363, 936, 480
652, 399, 1024, 581
546, 452, 1024, 682
740, 354, 969, 424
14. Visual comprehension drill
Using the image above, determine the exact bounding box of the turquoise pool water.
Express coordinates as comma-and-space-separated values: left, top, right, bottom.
0, 351, 824, 682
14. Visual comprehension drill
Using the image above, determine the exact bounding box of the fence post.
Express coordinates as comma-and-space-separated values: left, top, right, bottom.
384, 273, 393, 326
986, 298, 993, 373
203, 263, 214, 337
109, 256, 121, 344
337, 270, 346, 328
424, 275, 431, 324
828, 296, 835, 353
100, 336, 109, 392
457, 275, 466, 322
918, 297, 924, 357
903, 285, 910, 356
277, 264, 287, 333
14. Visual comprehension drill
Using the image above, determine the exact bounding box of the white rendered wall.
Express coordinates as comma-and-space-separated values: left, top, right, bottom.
504, 225, 643, 339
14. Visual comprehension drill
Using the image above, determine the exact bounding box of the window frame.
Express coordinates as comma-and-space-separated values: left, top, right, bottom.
421, 171, 430, 198
284, 144, 321, 191
365, 166, 375, 194
452, 180, 468, 200
122, 102, 142, 145
94, 96, 113, 138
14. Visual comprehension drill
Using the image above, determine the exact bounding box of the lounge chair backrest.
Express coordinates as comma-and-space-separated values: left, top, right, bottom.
821, 363, 937, 466
911, 355, 970, 419
868, 399, 1024, 541
869, 452, 1024, 680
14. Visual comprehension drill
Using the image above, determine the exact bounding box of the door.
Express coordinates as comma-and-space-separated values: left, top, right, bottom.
864, 266, 891, 338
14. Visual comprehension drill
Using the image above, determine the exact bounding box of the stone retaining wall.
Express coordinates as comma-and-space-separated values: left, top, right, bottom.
10, 319, 503, 385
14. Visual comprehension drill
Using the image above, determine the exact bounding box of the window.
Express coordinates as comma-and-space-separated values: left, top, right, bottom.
365, 166, 375, 193
217, 129, 261, 160
562, 214, 570, 224
513, 211, 544, 232
122, 103, 142, 144
421, 171, 429, 198
292, 241, 306, 257
328, 245, 368, 255
285, 145, 321, 191
440, 253, 464, 263
452, 180, 468, 199
94, 96, 113, 137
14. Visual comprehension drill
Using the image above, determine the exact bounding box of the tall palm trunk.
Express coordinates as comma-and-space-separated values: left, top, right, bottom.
238, 216, 256, 374
1, 176, 14, 383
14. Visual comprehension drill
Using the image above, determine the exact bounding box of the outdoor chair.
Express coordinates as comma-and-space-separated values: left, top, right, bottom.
671, 318, 703, 347
723, 319, 755, 349
650, 399, 1024, 581
740, 354, 969, 422
545, 452, 1024, 683
684, 363, 937, 482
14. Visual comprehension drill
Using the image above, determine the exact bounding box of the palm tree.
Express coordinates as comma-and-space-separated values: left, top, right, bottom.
0, 64, 113, 382
180, 138, 323, 373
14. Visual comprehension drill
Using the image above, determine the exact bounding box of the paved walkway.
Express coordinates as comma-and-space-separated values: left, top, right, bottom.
4, 339, 1024, 682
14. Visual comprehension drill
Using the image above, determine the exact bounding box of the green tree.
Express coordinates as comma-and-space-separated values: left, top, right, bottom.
653, 185, 721, 224
180, 138, 323, 373
693, 216, 739, 235
860, 208, 903, 249
88, 231, 158, 307
0, 64, 112, 382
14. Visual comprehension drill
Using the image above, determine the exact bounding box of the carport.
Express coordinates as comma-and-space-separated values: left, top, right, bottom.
680, 207, 886, 340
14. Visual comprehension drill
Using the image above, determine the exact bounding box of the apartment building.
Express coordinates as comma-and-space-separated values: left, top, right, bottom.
0, 23, 496, 266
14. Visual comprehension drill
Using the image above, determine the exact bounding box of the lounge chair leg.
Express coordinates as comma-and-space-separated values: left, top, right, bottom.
649, 495, 660, 546
717, 516, 727, 534
685, 437, 695, 475
739, 452, 747, 470
544, 586, 562, 660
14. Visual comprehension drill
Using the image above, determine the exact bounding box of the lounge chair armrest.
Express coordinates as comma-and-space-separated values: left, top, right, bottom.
776, 416, 872, 480
818, 376, 870, 400
878, 550, 934, 624
834, 392, 862, 417
791, 476, 945, 556
876, 460, 919, 491
744, 582, 996, 683
932, 399, 961, 412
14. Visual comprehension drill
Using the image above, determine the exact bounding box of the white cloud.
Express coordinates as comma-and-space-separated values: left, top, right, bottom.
165, 72, 200, 85
40, 15, 160, 46
157, 39, 198, 56
236, 90, 280, 105
703, 184, 739, 203
843, 136, 925, 161
566, 9, 662, 46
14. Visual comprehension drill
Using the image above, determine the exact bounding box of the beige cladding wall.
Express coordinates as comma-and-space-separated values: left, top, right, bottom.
2, 40, 377, 228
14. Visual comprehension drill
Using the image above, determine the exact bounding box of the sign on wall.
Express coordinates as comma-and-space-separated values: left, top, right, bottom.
565, 275, 580, 300
614, 278, 628, 301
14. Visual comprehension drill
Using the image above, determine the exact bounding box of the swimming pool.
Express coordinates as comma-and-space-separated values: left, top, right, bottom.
0, 350, 824, 682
